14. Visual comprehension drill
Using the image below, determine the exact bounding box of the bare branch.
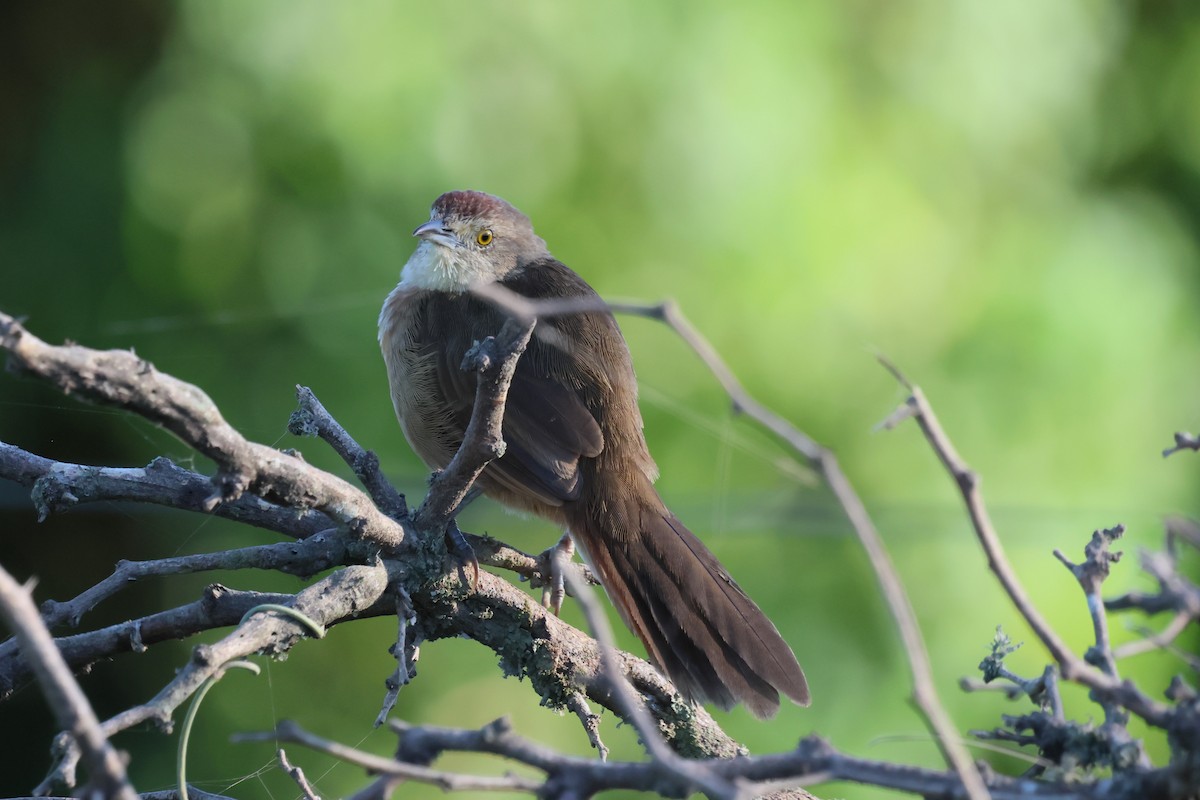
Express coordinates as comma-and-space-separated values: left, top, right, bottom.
8, 300, 1193, 798
242, 719, 544, 793
1104, 522, 1200, 667
36, 563, 390, 789
413, 561, 744, 759
246, 715, 1144, 800
0, 564, 138, 800
0, 444, 333, 540
0, 585, 355, 703
0, 311, 407, 550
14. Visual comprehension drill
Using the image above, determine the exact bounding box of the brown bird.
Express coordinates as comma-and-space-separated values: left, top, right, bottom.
379, 190, 809, 717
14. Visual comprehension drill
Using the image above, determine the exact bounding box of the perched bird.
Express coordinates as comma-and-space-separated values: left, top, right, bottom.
379, 190, 809, 717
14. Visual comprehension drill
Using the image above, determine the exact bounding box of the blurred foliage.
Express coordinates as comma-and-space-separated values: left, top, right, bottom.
1, 1, 1199, 798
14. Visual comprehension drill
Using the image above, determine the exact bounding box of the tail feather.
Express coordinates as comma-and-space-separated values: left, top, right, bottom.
606, 524, 765, 711
569, 482, 809, 718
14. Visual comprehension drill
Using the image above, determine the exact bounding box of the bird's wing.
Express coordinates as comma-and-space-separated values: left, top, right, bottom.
423, 284, 609, 507
454, 363, 604, 505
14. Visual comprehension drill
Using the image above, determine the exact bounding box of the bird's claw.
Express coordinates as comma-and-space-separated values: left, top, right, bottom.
538, 533, 575, 615
444, 520, 479, 591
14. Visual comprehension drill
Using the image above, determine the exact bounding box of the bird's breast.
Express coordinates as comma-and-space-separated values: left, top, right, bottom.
378, 284, 460, 471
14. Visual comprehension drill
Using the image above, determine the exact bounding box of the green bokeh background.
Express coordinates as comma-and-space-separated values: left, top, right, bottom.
2, 2, 1198, 798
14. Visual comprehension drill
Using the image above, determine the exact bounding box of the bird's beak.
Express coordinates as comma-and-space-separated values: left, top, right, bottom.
413, 219, 458, 248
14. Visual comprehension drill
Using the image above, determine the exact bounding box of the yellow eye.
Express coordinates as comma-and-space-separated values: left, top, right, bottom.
476, 229, 493, 246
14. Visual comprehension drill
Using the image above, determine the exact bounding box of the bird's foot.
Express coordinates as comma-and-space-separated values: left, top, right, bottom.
444, 520, 479, 591
538, 533, 575, 615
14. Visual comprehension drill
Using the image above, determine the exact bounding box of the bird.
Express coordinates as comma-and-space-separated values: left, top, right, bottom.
378, 190, 809, 718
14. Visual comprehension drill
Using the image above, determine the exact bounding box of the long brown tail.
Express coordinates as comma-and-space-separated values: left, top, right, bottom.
567, 476, 809, 718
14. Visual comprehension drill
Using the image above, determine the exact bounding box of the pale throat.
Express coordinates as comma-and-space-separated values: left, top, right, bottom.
398, 240, 493, 293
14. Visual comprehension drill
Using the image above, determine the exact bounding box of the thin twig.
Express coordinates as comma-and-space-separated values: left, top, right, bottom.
278, 747, 322, 800
413, 317, 536, 530
242, 719, 544, 793
558, 551, 741, 800
877, 358, 1172, 728
1052, 526, 1124, 681
1165, 516, 1200, 550
462, 530, 599, 589
476, 282, 989, 800
375, 588, 418, 727
565, 690, 609, 761
288, 386, 599, 590
290, 385, 408, 520
141, 789, 236, 800
1162, 431, 1200, 457
39, 532, 347, 630
1113, 612, 1194, 661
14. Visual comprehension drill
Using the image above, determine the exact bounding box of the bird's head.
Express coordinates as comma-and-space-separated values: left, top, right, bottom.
401, 190, 549, 292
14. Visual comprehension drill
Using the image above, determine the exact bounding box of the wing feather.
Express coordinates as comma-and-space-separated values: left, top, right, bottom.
415, 263, 619, 507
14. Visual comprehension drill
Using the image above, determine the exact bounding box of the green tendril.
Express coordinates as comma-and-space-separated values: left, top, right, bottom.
238, 603, 327, 638
178, 660, 261, 800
